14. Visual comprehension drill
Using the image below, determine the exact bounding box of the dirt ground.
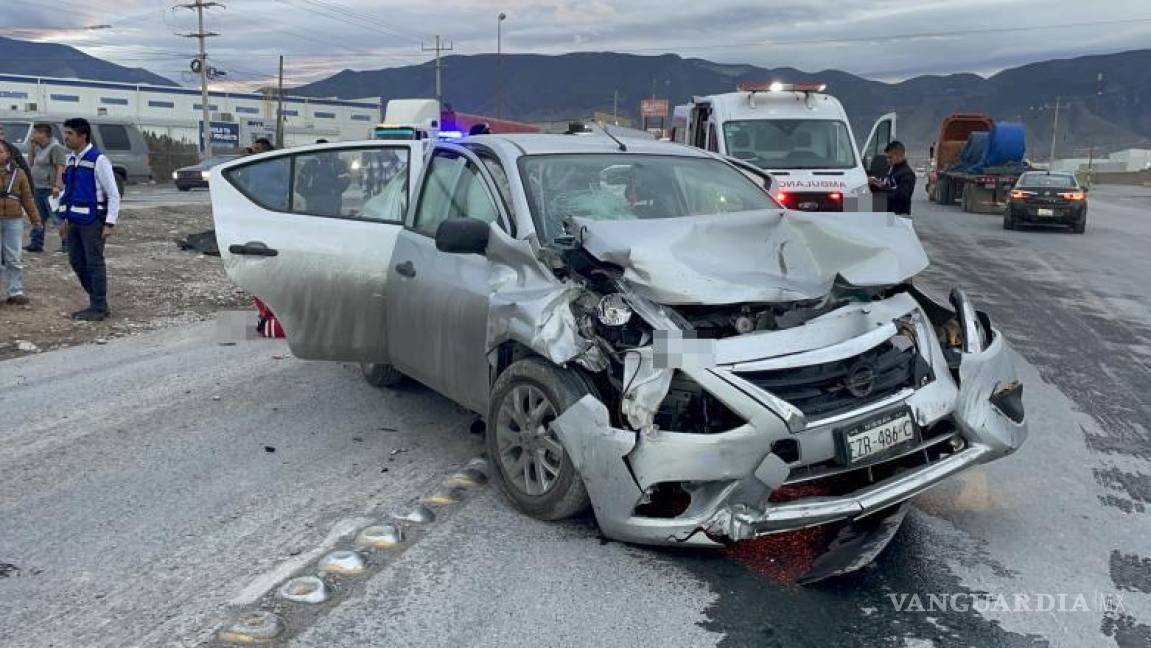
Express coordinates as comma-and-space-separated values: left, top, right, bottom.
0, 203, 250, 361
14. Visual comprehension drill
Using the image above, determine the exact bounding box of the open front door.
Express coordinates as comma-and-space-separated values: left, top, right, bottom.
861, 112, 897, 178
211, 141, 423, 362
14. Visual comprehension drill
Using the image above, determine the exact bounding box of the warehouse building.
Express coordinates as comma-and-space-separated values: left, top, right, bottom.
0, 73, 381, 149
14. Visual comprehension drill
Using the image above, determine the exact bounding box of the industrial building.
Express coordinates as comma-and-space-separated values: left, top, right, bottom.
0, 73, 381, 149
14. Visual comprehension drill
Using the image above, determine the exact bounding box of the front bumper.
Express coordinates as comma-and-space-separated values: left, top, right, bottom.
553, 292, 1028, 547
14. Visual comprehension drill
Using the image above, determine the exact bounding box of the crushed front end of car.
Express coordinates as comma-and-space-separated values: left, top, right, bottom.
485, 208, 1027, 566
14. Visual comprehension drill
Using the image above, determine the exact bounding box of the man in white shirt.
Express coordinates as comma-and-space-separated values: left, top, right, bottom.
58, 117, 121, 321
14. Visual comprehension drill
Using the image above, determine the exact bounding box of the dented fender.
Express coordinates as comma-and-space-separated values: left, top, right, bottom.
954, 329, 1029, 457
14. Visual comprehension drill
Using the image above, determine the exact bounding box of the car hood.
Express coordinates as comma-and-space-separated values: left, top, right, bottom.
176, 164, 207, 173
571, 209, 929, 305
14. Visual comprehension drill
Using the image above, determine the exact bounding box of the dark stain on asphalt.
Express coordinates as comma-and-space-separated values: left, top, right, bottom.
0, 562, 19, 578
1094, 467, 1151, 506
1101, 611, 1151, 648
677, 515, 1047, 648
916, 228, 1151, 463
1098, 494, 1147, 514
1110, 551, 1151, 594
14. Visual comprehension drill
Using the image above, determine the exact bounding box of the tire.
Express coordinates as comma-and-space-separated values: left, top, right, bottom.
487, 357, 592, 521
962, 187, 973, 212
1072, 217, 1086, 234
177, 185, 191, 192
1003, 211, 1014, 230
939, 177, 952, 205
114, 172, 126, 198
360, 361, 404, 388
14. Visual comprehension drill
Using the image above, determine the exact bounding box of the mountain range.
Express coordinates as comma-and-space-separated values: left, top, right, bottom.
292, 49, 1151, 158
2, 32, 1147, 157
0, 35, 176, 87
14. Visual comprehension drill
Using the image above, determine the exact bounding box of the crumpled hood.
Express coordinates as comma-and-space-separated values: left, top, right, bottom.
572, 209, 930, 305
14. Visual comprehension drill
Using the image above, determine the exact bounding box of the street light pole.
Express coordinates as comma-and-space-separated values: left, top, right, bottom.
496, 13, 506, 120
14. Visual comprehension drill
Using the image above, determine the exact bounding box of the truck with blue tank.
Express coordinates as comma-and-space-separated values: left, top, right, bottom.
926, 113, 1028, 213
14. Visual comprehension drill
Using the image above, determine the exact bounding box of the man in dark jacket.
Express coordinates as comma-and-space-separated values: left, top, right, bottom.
869, 141, 916, 215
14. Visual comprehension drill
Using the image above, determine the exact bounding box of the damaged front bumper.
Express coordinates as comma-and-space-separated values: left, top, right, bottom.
552, 292, 1028, 547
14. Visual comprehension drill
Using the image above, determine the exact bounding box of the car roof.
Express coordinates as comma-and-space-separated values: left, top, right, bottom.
466, 133, 712, 158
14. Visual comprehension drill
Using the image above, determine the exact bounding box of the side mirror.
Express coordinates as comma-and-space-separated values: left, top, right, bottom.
435, 218, 490, 255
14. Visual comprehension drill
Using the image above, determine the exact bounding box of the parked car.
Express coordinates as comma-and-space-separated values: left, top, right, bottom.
210, 135, 1027, 574
1004, 171, 1088, 233
0, 118, 150, 196
172, 155, 241, 191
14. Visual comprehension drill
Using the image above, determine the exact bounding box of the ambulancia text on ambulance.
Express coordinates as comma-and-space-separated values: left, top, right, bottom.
678, 82, 896, 212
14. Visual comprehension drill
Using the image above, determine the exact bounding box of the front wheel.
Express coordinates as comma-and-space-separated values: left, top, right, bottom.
487, 358, 591, 521
1003, 211, 1015, 230
1072, 217, 1087, 234
360, 362, 404, 388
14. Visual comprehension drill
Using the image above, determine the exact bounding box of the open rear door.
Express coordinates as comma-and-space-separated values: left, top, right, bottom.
861, 112, 897, 178
210, 141, 423, 362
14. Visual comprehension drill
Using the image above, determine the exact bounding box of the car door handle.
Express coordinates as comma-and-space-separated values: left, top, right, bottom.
395, 260, 416, 278
229, 241, 279, 257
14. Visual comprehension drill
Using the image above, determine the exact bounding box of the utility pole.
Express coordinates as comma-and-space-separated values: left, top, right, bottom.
422, 35, 454, 108
179, 0, 223, 160
276, 55, 285, 148
1049, 95, 1062, 166
496, 13, 506, 119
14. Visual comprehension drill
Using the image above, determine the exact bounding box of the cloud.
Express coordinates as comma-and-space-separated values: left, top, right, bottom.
5, 0, 1150, 86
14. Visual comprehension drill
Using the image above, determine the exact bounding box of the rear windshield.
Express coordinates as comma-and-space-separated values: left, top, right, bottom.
0, 122, 30, 143
1018, 173, 1076, 188
723, 119, 856, 170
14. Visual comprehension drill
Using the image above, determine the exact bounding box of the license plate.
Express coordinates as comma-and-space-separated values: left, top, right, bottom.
1037, 208, 1054, 217
984, 183, 996, 189
841, 411, 917, 464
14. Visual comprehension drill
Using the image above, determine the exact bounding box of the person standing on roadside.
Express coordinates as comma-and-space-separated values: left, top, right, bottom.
24, 124, 68, 254
868, 140, 916, 216
0, 139, 42, 305
58, 118, 120, 321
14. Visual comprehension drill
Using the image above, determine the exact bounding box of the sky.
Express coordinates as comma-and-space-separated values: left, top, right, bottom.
6, 0, 1151, 90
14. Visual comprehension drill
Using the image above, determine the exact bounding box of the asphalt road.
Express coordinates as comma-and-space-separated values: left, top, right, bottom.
2, 186, 1149, 648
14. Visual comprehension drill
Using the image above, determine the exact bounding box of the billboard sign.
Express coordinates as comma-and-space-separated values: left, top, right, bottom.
640, 98, 669, 118
198, 120, 241, 149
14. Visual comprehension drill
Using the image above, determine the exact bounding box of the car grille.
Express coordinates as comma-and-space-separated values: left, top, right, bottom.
736, 338, 927, 420
779, 192, 843, 212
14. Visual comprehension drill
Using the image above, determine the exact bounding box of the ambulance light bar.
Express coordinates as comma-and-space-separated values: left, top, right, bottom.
738, 81, 827, 93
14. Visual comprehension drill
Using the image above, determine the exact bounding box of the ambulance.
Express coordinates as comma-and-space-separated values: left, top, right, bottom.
679, 82, 896, 212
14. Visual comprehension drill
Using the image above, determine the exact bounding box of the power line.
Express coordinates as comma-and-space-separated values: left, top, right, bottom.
273, 0, 427, 45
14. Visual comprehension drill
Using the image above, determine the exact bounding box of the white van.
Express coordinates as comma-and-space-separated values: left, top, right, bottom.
680, 83, 896, 212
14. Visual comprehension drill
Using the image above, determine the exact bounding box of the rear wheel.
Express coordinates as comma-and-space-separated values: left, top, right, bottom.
360, 362, 404, 388
1003, 211, 1015, 230
962, 187, 973, 212
939, 177, 953, 205
114, 171, 126, 198
487, 358, 591, 521
1072, 217, 1086, 234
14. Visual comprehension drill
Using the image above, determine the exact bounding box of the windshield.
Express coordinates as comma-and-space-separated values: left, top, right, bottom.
1018, 173, 1076, 188
0, 122, 30, 143
723, 119, 856, 170
520, 154, 779, 242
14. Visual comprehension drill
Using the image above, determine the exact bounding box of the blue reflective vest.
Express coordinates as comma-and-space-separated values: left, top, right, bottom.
61, 146, 107, 226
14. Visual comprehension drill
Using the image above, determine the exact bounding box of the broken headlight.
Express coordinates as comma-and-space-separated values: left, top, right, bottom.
596, 293, 634, 327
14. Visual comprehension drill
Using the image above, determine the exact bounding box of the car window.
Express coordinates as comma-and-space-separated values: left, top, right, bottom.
0, 122, 30, 143
412, 152, 502, 237
292, 148, 408, 222
225, 157, 291, 212
1018, 173, 1076, 188
725, 119, 857, 170
99, 124, 132, 151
